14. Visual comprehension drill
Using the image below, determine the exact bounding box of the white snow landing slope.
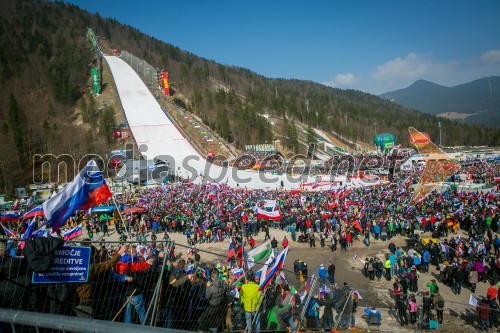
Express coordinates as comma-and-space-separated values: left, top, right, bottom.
105, 55, 347, 190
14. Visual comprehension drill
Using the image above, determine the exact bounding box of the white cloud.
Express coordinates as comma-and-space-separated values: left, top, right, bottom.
480, 50, 500, 64
323, 73, 357, 88
371, 53, 457, 88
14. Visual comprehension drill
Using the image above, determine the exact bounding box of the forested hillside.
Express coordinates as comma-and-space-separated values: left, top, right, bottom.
0, 0, 499, 193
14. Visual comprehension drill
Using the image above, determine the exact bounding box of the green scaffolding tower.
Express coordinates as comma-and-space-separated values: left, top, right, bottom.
87, 27, 103, 95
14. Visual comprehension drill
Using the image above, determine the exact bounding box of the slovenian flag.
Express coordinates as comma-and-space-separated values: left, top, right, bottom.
254, 268, 262, 282
202, 220, 209, 230
233, 204, 243, 213
43, 160, 112, 231
259, 247, 288, 291
258, 253, 275, 287
32, 226, 48, 238
62, 224, 83, 241
227, 241, 235, 259
185, 264, 195, 275
319, 285, 331, 297
19, 218, 37, 249
1, 223, 17, 237
1, 211, 20, 222
25, 196, 34, 208
231, 267, 245, 280
300, 274, 315, 301
22, 205, 44, 221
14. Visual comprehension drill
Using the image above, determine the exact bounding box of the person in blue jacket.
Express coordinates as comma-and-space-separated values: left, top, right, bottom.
318, 264, 327, 283
413, 255, 421, 272
421, 249, 431, 273
373, 224, 381, 240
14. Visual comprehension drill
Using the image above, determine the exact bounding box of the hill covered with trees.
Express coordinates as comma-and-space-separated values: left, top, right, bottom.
0, 0, 499, 193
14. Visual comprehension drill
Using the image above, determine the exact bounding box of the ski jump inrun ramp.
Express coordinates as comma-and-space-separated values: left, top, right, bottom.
105, 55, 355, 190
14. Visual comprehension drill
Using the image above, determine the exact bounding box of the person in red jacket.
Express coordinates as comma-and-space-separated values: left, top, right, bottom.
486, 282, 498, 301
282, 236, 289, 248
248, 236, 256, 250
476, 299, 492, 332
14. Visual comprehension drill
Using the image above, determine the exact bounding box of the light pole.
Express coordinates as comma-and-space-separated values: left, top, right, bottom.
344, 114, 348, 127
438, 121, 442, 146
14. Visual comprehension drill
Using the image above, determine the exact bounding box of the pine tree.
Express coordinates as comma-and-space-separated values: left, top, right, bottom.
8, 94, 27, 163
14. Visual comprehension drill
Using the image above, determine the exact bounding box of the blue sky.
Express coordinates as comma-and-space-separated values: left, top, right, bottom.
66, 0, 500, 94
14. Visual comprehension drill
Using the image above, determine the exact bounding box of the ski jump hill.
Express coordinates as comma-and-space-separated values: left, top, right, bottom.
104, 55, 375, 190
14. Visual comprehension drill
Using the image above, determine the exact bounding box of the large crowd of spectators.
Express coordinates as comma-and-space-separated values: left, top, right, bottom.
0, 157, 499, 331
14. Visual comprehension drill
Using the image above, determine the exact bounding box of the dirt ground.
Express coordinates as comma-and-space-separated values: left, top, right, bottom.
80, 222, 492, 332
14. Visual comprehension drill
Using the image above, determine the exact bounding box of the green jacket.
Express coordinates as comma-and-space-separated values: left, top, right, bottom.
240, 281, 261, 312
426, 282, 437, 296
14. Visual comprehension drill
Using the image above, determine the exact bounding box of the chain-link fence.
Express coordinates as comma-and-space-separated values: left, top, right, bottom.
119, 51, 158, 87
0, 237, 367, 332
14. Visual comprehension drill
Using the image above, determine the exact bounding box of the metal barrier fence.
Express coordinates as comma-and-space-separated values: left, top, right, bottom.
0, 238, 366, 332
0, 309, 190, 333
119, 51, 158, 87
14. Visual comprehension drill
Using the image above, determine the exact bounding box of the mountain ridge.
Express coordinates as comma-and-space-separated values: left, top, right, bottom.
0, 0, 499, 192
380, 77, 500, 126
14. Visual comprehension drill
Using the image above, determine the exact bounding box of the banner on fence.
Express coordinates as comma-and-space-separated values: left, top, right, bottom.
32, 246, 91, 284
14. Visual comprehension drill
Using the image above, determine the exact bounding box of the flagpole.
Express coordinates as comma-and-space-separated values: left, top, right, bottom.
111, 194, 131, 239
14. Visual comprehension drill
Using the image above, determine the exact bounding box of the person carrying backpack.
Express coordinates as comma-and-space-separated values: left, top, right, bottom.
367, 259, 375, 281
433, 288, 445, 324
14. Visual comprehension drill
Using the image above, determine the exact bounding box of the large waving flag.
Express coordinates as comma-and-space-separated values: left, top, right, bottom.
1, 211, 20, 222
255, 207, 281, 221
43, 160, 112, 231
254, 200, 282, 221
259, 247, 289, 291
62, 224, 83, 241
22, 205, 44, 221
258, 253, 275, 287
247, 241, 272, 269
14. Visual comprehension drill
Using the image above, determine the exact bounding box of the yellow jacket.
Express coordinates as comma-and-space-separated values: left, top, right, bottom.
384, 259, 391, 269
240, 281, 261, 312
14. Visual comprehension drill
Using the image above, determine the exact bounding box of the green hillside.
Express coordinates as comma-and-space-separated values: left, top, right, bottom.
0, 0, 499, 193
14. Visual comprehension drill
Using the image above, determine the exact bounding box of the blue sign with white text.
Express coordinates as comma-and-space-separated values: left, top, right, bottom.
32, 246, 91, 284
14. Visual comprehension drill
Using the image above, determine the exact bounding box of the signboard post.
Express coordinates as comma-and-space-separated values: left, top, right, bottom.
32, 246, 91, 284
